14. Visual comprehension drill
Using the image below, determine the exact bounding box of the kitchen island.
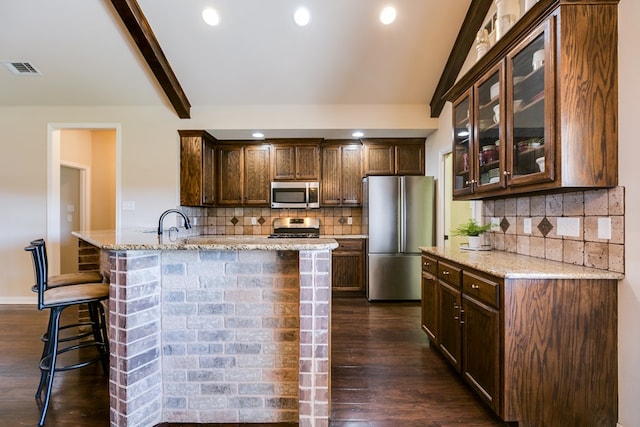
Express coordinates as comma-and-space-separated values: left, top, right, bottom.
73, 230, 338, 427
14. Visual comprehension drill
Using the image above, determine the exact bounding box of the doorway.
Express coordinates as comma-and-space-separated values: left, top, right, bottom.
47, 124, 120, 276
440, 150, 473, 250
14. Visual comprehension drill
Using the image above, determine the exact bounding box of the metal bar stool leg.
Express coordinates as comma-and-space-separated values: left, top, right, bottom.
38, 306, 64, 427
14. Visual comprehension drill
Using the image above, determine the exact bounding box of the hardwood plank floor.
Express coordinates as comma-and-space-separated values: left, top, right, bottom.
330, 297, 509, 427
0, 299, 508, 426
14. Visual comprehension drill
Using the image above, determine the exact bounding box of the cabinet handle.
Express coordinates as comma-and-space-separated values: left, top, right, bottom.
459, 308, 465, 324
503, 170, 510, 176
442, 270, 450, 275
453, 303, 459, 320
423, 262, 430, 267
471, 284, 480, 290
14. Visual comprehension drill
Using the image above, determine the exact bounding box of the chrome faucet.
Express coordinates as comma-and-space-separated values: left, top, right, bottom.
157, 209, 192, 235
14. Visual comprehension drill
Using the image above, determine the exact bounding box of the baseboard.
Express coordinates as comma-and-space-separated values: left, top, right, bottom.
0, 296, 36, 304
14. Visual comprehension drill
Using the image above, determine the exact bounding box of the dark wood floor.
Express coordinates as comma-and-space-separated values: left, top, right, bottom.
0, 298, 508, 426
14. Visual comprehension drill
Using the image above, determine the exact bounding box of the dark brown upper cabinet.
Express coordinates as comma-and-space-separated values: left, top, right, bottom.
446, 0, 618, 200
269, 139, 321, 181
321, 141, 363, 206
362, 138, 425, 176
179, 130, 216, 207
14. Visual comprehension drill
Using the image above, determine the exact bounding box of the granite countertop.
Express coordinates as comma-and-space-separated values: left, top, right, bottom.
419, 246, 624, 280
72, 230, 339, 251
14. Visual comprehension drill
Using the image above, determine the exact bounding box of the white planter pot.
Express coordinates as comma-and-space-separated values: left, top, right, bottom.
467, 235, 484, 249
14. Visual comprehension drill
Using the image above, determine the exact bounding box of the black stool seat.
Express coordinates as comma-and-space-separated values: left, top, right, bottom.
25, 241, 110, 427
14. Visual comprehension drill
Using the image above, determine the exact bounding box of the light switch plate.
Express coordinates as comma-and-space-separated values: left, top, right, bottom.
347, 217, 353, 225
251, 217, 257, 225
523, 218, 532, 234
598, 217, 612, 240
557, 217, 580, 237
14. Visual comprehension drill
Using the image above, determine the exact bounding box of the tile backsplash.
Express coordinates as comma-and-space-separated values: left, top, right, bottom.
179, 206, 363, 237
481, 187, 625, 273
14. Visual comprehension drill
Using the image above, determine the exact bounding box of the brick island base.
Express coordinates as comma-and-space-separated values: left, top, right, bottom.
104, 248, 331, 427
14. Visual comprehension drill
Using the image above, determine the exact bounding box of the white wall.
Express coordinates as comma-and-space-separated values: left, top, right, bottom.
616, 1, 640, 426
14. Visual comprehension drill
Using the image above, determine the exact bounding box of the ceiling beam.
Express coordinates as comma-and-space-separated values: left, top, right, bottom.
109, 0, 191, 119
429, 0, 493, 118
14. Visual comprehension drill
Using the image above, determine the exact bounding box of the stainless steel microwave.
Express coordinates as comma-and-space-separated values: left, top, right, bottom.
271, 182, 320, 209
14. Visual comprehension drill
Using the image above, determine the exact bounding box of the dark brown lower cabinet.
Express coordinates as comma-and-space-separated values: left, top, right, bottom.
461, 294, 499, 412
420, 251, 618, 427
438, 282, 462, 371
420, 270, 438, 342
331, 238, 365, 295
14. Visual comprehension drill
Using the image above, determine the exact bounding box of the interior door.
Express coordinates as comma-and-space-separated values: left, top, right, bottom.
60, 166, 80, 274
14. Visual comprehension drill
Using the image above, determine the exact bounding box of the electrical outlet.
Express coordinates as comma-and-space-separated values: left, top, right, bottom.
557, 217, 580, 237
598, 217, 612, 240
347, 217, 353, 225
523, 218, 532, 234
251, 217, 257, 225
122, 201, 136, 211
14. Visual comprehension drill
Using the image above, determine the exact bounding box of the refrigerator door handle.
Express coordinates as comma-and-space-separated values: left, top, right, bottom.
399, 177, 406, 252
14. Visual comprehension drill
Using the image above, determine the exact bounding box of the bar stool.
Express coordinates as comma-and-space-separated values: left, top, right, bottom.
25, 242, 110, 426
29, 239, 103, 290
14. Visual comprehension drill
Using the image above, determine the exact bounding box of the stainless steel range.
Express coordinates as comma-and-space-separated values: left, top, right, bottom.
269, 218, 320, 238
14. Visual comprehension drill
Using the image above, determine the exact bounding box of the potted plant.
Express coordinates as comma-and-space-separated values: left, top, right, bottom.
453, 218, 493, 249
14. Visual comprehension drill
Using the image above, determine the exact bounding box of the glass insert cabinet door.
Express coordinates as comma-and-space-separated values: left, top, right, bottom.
506, 19, 554, 185
474, 63, 504, 192
452, 92, 472, 195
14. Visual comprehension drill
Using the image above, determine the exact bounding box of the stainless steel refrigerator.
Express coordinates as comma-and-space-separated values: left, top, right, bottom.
363, 175, 435, 301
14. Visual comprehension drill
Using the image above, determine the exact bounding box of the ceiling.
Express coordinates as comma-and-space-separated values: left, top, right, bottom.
0, 0, 473, 139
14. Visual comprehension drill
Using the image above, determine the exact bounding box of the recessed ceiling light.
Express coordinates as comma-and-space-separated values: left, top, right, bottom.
380, 6, 397, 25
352, 131, 364, 138
202, 8, 220, 26
252, 132, 265, 139
294, 7, 311, 26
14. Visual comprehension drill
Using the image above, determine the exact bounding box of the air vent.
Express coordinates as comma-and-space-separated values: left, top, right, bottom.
2, 61, 42, 75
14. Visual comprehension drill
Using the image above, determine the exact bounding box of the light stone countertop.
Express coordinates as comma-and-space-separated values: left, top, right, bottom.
72, 230, 338, 251
420, 246, 624, 280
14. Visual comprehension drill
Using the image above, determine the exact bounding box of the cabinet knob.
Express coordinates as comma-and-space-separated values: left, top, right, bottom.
442, 270, 450, 275
472, 284, 480, 290
423, 262, 430, 267
503, 170, 510, 176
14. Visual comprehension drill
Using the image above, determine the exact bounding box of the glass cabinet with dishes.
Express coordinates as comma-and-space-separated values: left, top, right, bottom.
452, 92, 472, 196
505, 20, 553, 187
445, 0, 618, 200
474, 63, 504, 193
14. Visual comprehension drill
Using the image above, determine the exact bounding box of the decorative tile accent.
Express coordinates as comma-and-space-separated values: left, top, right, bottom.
230, 216, 239, 225
500, 217, 510, 233
258, 216, 265, 225
537, 217, 553, 237
338, 216, 346, 225
482, 186, 625, 273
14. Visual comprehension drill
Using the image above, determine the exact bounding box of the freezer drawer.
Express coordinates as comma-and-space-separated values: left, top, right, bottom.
367, 254, 421, 301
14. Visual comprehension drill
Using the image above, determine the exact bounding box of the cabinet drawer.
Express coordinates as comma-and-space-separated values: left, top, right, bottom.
422, 255, 438, 275
463, 271, 499, 308
335, 239, 364, 252
438, 261, 462, 288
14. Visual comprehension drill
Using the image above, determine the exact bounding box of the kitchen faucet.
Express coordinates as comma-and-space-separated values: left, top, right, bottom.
157, 209, 192, 235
